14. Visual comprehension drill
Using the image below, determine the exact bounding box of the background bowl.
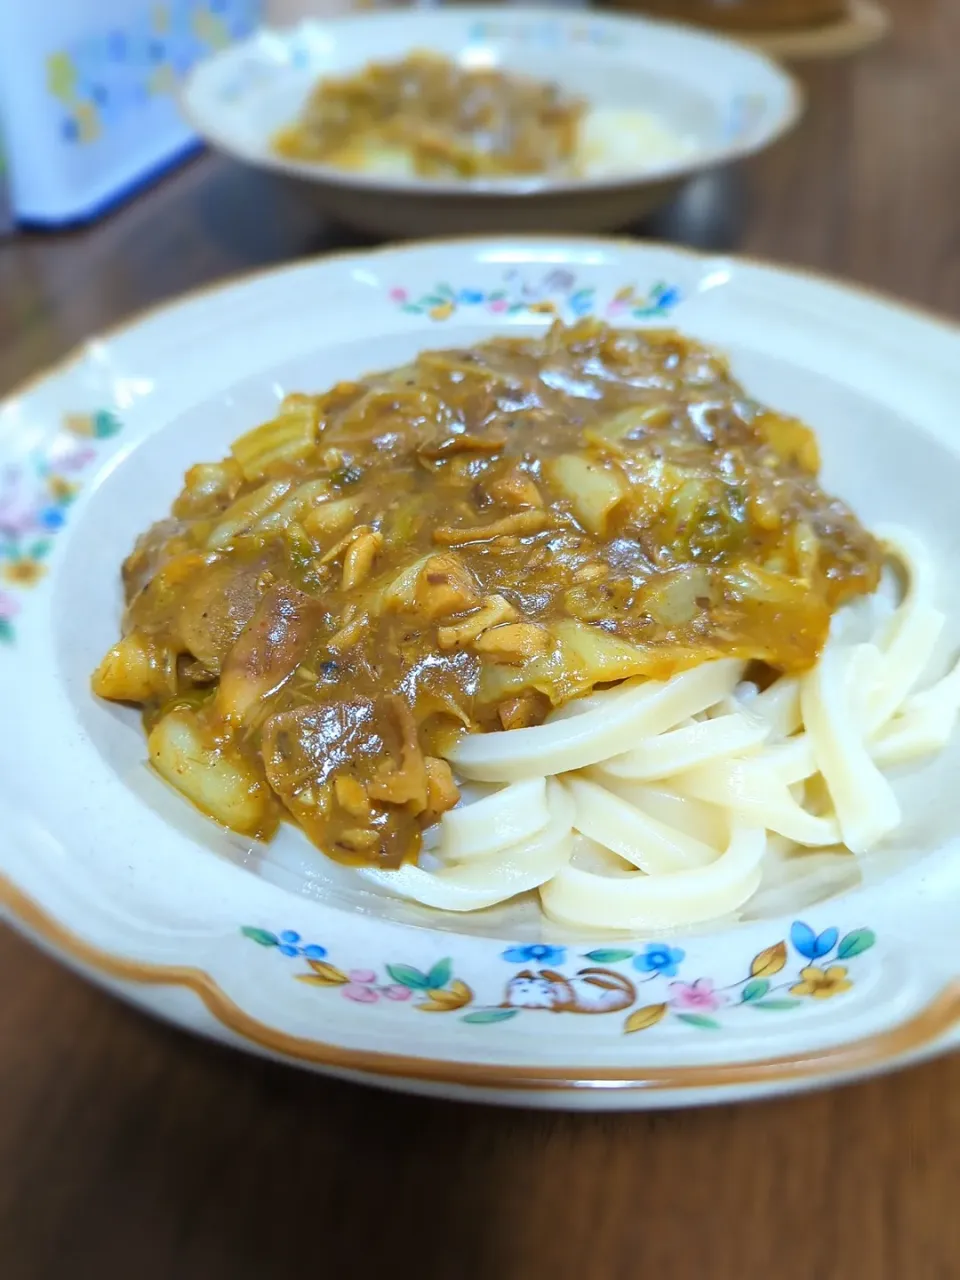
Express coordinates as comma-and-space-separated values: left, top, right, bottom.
181, 7, 802, 238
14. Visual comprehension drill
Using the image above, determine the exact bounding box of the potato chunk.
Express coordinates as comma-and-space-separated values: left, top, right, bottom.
92, 632, 176, 703
148, 709, 272, 836
546, 453, 625, 536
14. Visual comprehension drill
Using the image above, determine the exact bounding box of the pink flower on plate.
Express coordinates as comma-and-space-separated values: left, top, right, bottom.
668, 978, 726, 1013
348, 968, 377, 984
488, 298, 508, 314
0, 591, 20, 621
383, 984, 413, 1001
388, 287, 408, 304
341, 968, 383, 1003
50, 445, 96, 473
342, 983, 379, 1004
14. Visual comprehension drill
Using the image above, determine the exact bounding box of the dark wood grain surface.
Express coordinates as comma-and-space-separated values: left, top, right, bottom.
2, 3, 960, 1277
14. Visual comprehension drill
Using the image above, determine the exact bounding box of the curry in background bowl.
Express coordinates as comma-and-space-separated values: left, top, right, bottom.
273, 51, 695, 182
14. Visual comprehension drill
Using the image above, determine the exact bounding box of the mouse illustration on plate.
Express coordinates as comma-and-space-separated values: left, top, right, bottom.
501, 967, 637, 1015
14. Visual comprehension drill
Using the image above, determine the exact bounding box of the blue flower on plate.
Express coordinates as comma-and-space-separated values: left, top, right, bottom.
633, 942, 685, 978
37, 506, 66, 531
275, 929, 328, 959
457, 289, 485, 305
790, 921, 839, 961
652, 284, 682, 311
501, 944, 567, 966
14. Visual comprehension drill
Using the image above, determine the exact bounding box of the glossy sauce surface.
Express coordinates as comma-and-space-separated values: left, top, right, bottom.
94, 322, 881, 865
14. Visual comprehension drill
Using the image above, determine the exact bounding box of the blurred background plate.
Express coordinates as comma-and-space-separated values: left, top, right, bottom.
181, 7, 802, 237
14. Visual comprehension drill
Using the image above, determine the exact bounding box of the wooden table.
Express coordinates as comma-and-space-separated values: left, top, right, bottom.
3, 3, 960, 1275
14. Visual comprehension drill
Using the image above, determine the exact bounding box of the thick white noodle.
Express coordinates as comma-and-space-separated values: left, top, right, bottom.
747, 677, 803, 738
800, 639, 901, 853
594, 713, 768, 783
448, 659, 744, 781
582, 775, 727, 848
437, 777, 551, 861
360, 525, 958, 931
668, 759, 841, 847
356, 781, 574, 911
540, 826, 766, 931
563, 776, 718, 872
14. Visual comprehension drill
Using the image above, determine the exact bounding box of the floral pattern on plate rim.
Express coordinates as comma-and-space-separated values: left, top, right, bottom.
466, 19, 622, 50
242, 920, 876, 1034
0, 410, 122, 643
387, 269, 682, 323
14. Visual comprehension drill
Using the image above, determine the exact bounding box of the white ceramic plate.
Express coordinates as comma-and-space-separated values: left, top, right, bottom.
180, 8, 802, 237
3, 236, 960, 1109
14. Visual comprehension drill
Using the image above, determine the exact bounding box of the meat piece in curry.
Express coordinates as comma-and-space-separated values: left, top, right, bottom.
273, 51, 585, 179
93, 320, 882, 868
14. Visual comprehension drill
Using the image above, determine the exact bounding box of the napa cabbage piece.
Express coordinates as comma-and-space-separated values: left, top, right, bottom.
231, 394, 322, 482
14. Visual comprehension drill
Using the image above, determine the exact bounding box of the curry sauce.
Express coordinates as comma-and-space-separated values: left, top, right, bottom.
93, 321, 881, 867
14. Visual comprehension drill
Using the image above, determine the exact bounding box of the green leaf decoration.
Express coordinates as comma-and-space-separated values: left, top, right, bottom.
385, 963, 432, 990
426, 958, 452, 990
92, 409, 122, 438
837, 928, 876, 960
422, 294, 445, 307
741, 978, 770, 1003
676, 1013, 721, 1030
751, 1000, 803, 1011
436, 282, 455, 299
461, 1008, 519, 1025
0, 619, 13, 645
584, 949, 635, 963
241, 926, 279, 947
28, 540, 52, 559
